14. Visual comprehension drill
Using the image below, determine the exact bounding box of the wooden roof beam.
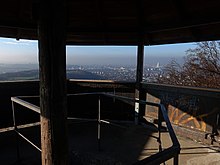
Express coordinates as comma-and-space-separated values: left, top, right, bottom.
169, 0, 200, 41
95, 0, 108, 44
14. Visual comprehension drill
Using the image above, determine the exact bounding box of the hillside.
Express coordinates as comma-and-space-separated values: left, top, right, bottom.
66, 70, 105, 80
0, 70, 39, 81
0, 69, 105, 81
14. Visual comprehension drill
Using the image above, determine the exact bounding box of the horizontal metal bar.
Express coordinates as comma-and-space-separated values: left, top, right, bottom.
100, 119, 127, 129
68, 92, 160, 107
11, 97, 40, 114
16, 95, 39, 98
0, 122, 40, 133
67, 117, 97, 122
17, 122, 40, 129
133, 146, 179, 165
103, 93, 160, 107
17, 92, 159, 107
67, 92, 102, 97
15, 130, 41, 152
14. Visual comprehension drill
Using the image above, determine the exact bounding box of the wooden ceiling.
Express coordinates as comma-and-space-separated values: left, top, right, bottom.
0, 0, 220, 45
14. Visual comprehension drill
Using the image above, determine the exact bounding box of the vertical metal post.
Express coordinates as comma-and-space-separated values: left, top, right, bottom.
113, 88, 116, 102
173, 154, 179, 165
98, 96, 101, 151
12, 101, 20, 162
158, 106, 162, 152
211, 113, 219, 144
134, 99, 139, 125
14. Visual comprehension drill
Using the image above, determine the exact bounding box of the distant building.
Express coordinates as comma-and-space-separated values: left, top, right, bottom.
156, 62, 160, 68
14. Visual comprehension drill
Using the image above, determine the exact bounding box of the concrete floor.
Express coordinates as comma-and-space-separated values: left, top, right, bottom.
68, 120, 220, 165
0, 120, 220, 165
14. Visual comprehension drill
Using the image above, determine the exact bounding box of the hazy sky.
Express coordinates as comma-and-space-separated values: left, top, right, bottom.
0, 37, 197, 66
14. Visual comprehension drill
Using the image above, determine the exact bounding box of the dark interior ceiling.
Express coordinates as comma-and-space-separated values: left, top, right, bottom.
0, 0, 220, 46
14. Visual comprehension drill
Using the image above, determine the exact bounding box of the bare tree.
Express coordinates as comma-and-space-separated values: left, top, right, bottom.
157, 41, 220, 89
157, 59, 184, 85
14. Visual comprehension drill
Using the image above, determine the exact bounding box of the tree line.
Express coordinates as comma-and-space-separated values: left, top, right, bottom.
157, 41, 220, 89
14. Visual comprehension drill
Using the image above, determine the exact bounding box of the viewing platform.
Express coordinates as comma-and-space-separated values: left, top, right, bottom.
1, 1, 220, 164
0, 80, 219, 164
0, 117, 220, 164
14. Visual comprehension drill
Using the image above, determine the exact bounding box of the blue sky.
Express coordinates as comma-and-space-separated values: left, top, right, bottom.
0, 37, 197, 66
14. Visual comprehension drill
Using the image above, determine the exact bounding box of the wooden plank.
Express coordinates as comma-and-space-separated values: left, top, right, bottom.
143, 83, 220, 98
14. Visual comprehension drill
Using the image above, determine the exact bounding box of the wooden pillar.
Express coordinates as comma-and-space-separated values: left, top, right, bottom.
136, 43, 144, 84
38, 0, 68, 164
135, 42, 146, 124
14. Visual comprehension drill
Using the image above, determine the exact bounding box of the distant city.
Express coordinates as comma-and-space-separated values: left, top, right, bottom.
0, 63, 164, 82
67, 63, 163, 82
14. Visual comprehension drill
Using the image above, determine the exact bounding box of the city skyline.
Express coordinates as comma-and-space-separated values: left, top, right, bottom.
0, 37, 197, 66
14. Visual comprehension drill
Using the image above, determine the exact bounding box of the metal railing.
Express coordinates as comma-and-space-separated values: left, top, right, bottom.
11, 96, 41, 163
11, 92, 180, 164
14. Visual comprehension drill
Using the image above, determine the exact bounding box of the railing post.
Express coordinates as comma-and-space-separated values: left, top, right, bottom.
98, 95, 101, 151
134, 98, 139, 125
158, 106, 162, 152
174, 154, 179, 165
113, 88, 116, 102
12, 101, 20, 162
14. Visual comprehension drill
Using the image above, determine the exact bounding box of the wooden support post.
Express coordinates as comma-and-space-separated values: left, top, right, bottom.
38, 0, 68, 164
135, 0, 146, 124
135, 42, 146, 124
